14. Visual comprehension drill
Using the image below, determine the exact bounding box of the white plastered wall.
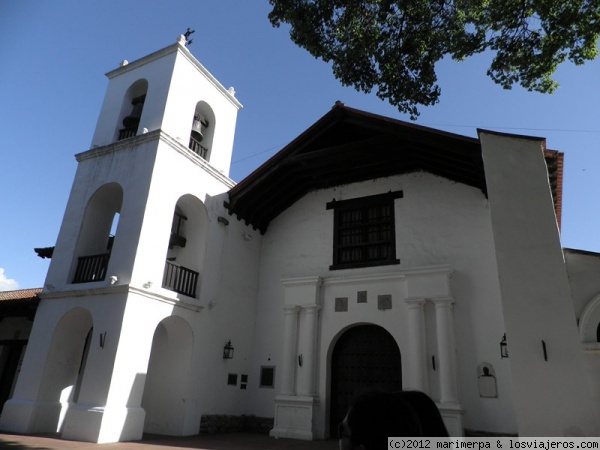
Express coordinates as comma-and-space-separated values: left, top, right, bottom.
244, 172, 517, 437
480, 131, 599, 436
564, 250, 600, 426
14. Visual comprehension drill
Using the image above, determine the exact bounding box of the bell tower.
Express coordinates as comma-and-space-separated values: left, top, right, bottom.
0, 36, 242, 443
90, 34, 240, 175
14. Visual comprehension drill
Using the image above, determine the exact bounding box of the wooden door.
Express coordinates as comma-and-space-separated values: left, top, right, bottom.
330, 325, 402, 437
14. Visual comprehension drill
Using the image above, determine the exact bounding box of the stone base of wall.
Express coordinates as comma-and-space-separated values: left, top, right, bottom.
200, 415, 274, 434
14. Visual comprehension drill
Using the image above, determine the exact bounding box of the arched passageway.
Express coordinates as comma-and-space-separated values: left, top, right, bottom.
141, 316, 194, 436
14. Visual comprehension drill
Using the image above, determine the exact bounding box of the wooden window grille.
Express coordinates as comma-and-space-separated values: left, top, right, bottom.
327, 191, 402, 270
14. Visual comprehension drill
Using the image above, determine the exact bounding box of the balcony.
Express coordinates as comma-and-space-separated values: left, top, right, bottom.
73, 253, 111, 284
188, 136, 208, 159
162, 261, 199, 298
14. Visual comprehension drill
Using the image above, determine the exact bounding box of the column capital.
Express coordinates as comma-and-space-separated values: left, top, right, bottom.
302, 305, 321, 313
282, 276, 322, 308
405, 298, 427, 308
431, 297, 454, 308
283, 305, 301, 314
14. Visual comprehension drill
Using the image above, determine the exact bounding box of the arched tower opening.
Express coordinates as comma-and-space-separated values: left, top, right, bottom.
116, 79, 148, 141
71, 183, 123, 284
188, 101, 215, 161
162, 194, 208, 298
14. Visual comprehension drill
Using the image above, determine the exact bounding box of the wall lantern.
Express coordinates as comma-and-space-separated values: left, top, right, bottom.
500, 333, 508, 358
223, 340, 234, 359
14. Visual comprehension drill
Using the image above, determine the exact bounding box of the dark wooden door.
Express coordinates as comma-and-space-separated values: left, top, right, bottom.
330, 325, 402, 437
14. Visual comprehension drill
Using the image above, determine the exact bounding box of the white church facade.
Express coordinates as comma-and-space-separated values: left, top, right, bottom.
2, 37, 600, 443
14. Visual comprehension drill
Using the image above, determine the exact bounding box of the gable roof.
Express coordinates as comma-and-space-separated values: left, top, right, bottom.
226, 103, 563, 234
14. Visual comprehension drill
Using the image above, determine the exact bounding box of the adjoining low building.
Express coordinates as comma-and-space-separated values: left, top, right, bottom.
0, 288, 40, 414
1, 37, 599, 443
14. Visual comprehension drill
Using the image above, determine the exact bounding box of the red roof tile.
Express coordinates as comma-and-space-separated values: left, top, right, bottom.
0, 288, 42, 301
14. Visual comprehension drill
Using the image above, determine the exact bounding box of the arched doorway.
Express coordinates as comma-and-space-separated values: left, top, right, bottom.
329, 324, 402, 437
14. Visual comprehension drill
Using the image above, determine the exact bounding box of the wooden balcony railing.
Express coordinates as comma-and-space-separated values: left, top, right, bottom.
73, 253, 111, 284
188, 136, 208, 159
162, 261, 199, 298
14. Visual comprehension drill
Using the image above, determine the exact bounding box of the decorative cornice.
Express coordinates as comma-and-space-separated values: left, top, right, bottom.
128, 286, 203, 312
75, 130, 236, 189
323, 264, 453, 286
39, 284, 203, 312
401, 264, 454, 278
324, 271, 405, 286
177, 43, 243, 110
281, 276, 323, 288
105, 43, 180, 79
105, 39, 242, 110
76, 129, 162, 161
159, 132, 236, 188
40, 284, 131, 299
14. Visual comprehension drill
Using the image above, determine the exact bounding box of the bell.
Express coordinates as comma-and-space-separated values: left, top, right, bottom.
191, 118, 204, 142
122, 96, 145, 129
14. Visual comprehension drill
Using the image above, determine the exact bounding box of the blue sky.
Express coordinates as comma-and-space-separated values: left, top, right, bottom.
1, 1, 600, 290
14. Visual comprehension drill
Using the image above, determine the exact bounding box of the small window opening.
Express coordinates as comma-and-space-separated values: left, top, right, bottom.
227, 373, 238, 386
259, 366, 275, 388
596, 322, 600, 342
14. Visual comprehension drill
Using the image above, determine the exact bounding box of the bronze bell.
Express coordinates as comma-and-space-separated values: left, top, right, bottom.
122, 95, 145, 129
191, 115, 209, 142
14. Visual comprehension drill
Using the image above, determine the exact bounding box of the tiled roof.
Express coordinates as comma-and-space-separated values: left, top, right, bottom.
0, 288, 42, 302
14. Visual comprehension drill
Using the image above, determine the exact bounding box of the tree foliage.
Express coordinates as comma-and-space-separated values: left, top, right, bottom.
268, 0, 600, 118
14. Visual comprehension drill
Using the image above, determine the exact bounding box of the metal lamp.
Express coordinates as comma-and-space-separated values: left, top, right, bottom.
223, 340, 234, 359
500, 333, 508, 358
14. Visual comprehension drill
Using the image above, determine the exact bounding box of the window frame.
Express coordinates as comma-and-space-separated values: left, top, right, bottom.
327, 191, 402, 270
227, 373, 238, 386
259, 366, 275, 389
